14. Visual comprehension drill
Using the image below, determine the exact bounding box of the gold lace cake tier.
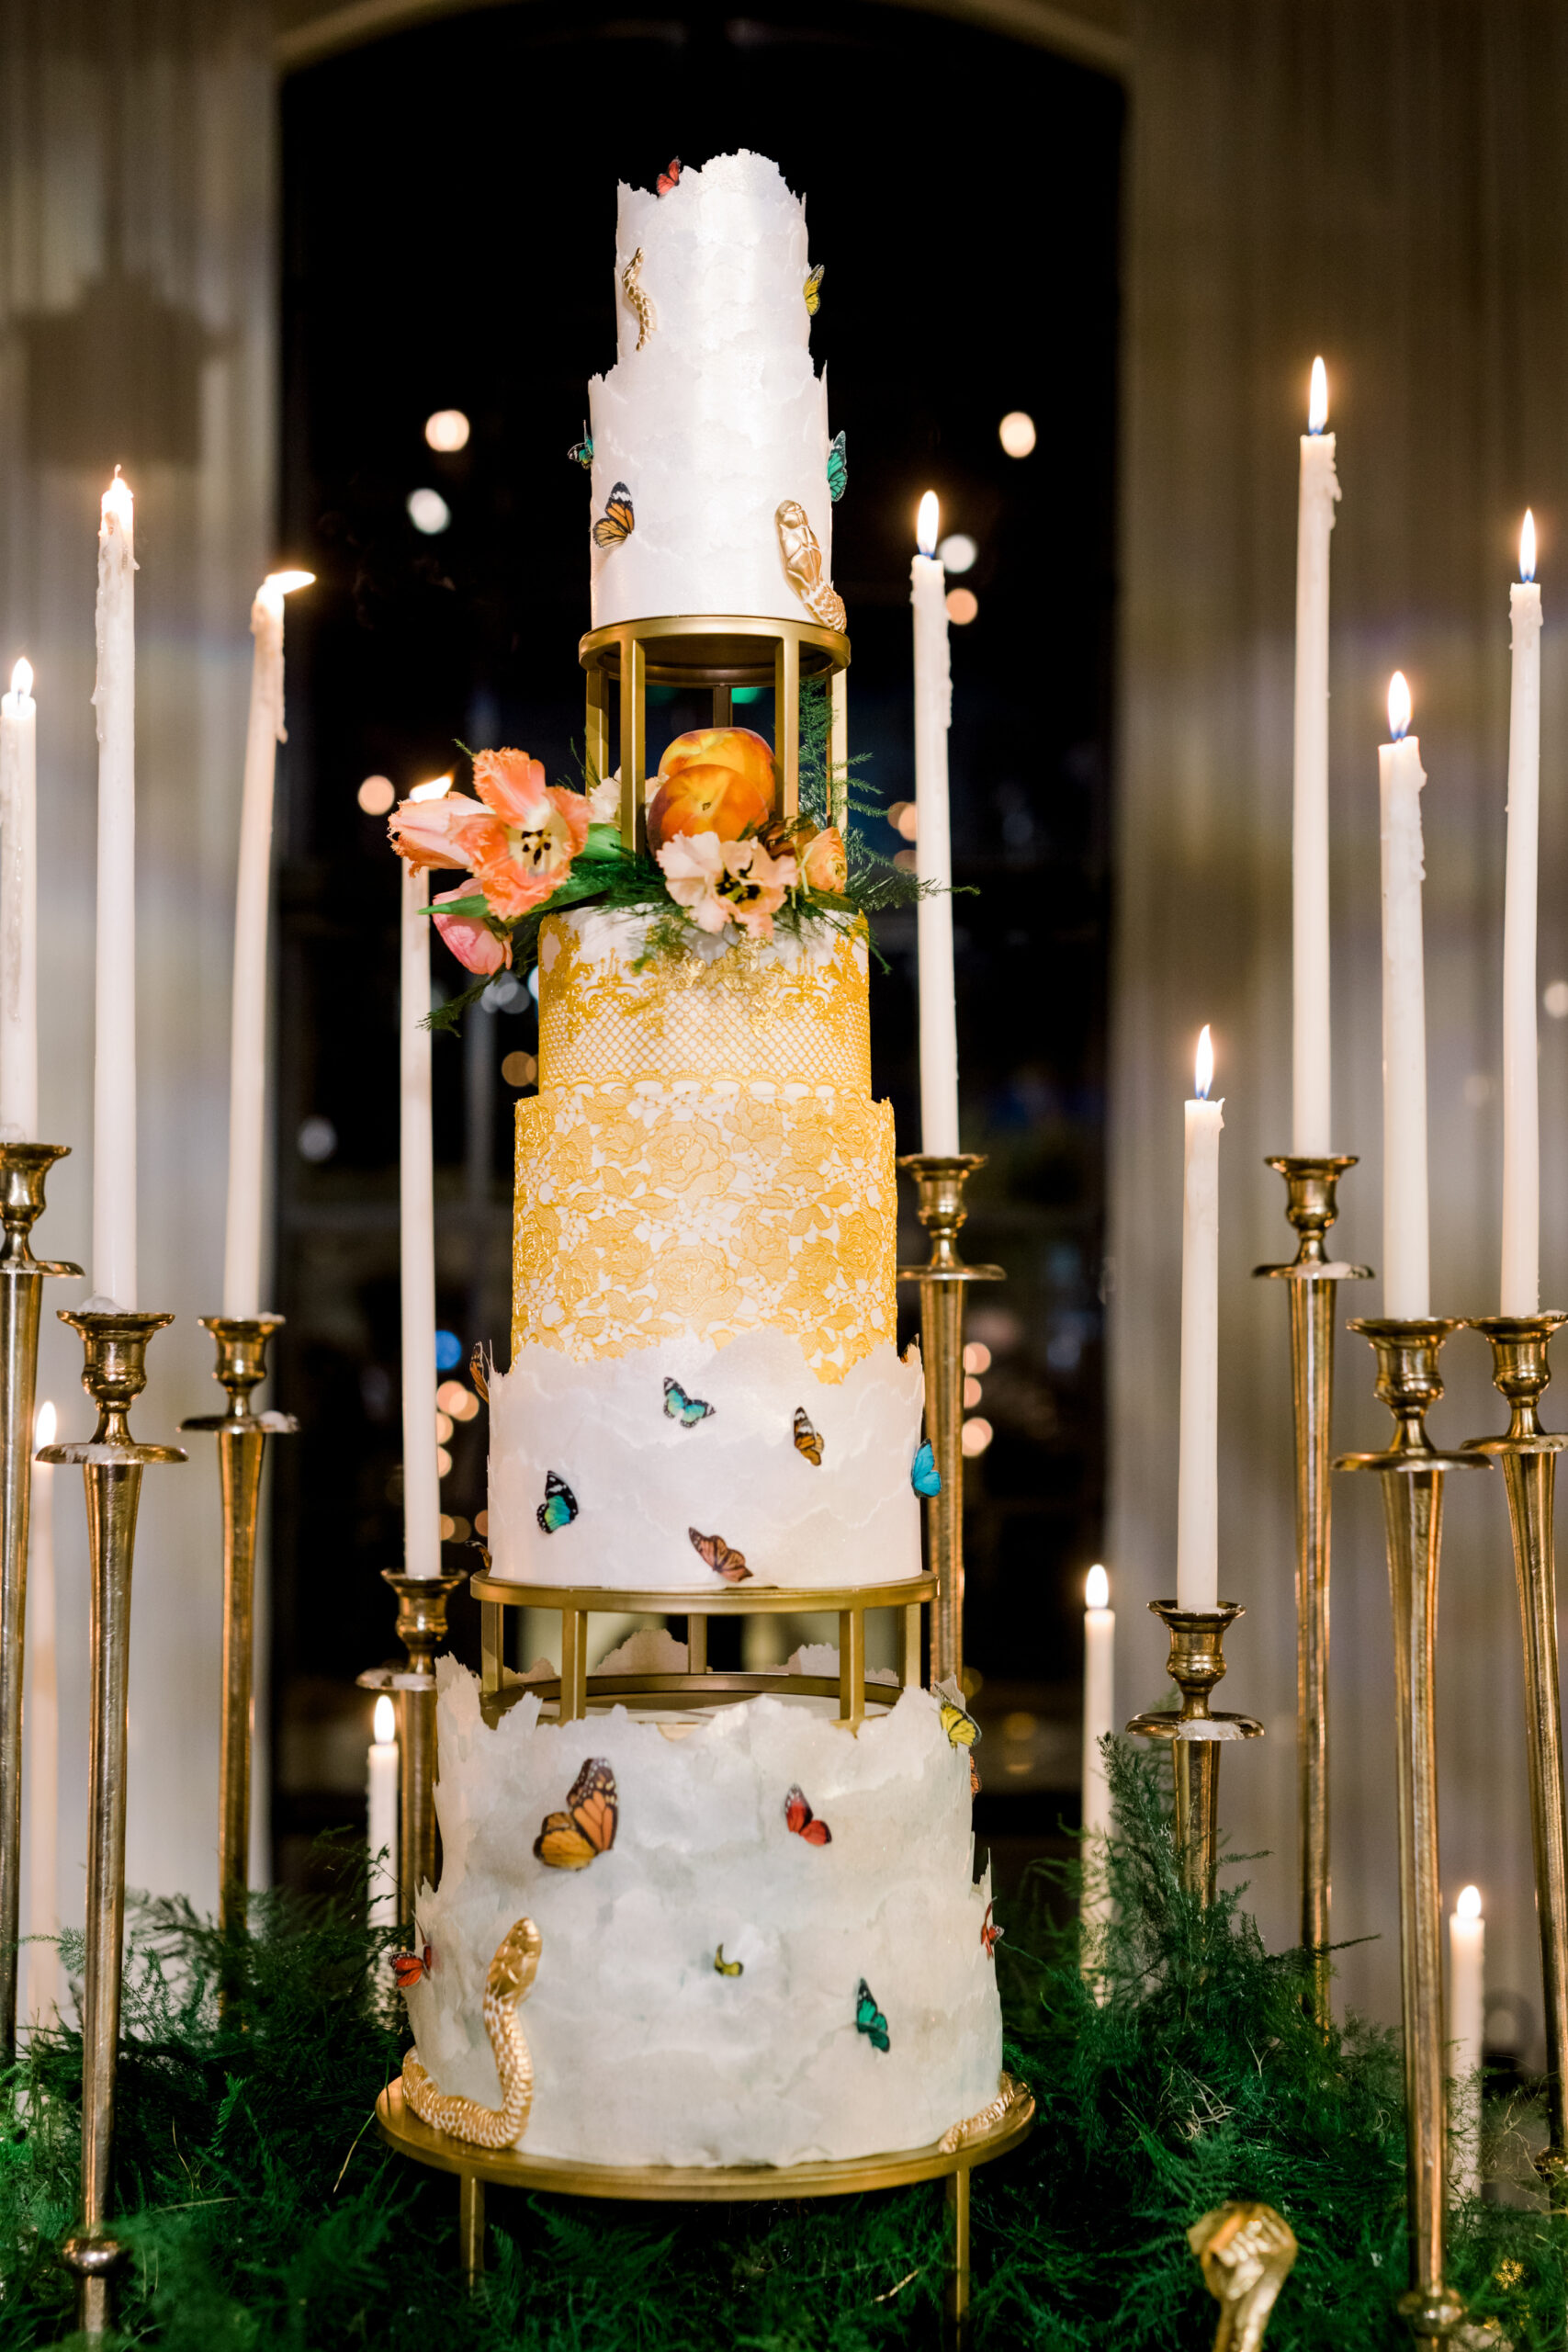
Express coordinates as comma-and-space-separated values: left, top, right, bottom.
513, 1080, 897, 1379
536, 912, 871, 1092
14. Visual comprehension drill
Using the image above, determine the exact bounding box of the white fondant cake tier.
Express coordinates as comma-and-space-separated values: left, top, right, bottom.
407, 1661, 1002, 2166
488, 1328, 924, 1591
588, 152, 832, 629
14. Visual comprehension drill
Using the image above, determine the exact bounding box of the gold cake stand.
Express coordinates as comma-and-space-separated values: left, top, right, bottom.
374, 2073, 1034, 2336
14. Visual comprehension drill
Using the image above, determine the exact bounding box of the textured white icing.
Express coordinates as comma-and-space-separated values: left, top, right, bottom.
588, 152, 832, 628
489, 1329, 925, 1590
547, 902, 850, 981
408, 1661, 1003, 2165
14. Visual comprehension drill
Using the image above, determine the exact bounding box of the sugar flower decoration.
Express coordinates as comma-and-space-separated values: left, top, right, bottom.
457, 749, 592, 922
657, 831, 797, 943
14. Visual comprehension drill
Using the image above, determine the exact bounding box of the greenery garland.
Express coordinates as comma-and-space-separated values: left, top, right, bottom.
1, 1753, 1562, 2346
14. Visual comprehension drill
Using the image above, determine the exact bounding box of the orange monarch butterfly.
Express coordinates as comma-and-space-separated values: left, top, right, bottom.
784, 1784, 831, 1846
592, 482, 635, 549
792, 1407, 823, 1465
392, 1942, 432, 1992
534, 1758, 619, 1871
981, 1902, 1004, 1959
657, 156, 682, 196
690, 1526, 750, 1582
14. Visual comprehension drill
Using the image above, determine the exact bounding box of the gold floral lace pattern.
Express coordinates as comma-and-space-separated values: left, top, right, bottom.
513, 1081, 897, 1380
536, 914, 871, 1092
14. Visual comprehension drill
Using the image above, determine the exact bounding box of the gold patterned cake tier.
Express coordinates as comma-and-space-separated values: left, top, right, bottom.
513, 1080, 897, 1379
536, 910, 872, 1092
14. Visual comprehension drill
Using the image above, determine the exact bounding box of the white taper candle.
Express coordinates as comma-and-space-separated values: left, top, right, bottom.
1379, 674, 1430, 1319
1449, 1883, 1485, 2199
1292, 358, 1339, 1155
1501, 514, 1542, 1316
1176, 1027, 1223, 1612
367, 1693, 400, 1929
92, 472, 138, 1307
400, 844, 441, 1577
0, 659, 39, 1141
912, 491, 960, 1156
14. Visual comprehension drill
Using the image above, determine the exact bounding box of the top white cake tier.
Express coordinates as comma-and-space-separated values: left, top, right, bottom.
588, 152, 833, 630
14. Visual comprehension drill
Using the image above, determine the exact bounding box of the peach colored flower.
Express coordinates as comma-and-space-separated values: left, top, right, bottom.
656, 832, 798, 943
456, 749, 592, 922
431, 887, 510, 975
389, 790, 489, 870
657, 831, 731, 933
801, 823, 848, 893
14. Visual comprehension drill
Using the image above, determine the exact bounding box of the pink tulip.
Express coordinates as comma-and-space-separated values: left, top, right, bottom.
432, 887, 510, 975
388, 790, 487, 871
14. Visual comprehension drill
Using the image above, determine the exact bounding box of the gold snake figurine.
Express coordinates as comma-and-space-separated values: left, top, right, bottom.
401, 1917, 541, 2150
775, 500, 847, 633
1188, 2202, 1299, 2352
622, 248, 654, 351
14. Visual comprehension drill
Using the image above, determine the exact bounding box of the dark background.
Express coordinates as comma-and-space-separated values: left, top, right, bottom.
272, 3, 1122, 1886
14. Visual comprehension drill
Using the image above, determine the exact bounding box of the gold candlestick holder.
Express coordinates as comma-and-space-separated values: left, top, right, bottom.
0, 1143, 80, 2061
1462, 1311, 1568, 2206
1125, 1602, 1263, 1904
41, 1308, 185, 2340
1253, 1154, 1371, 2026
357, 1568, 463, 1921
897, 1154, 1002, 1689
181, 1316, 297, 1978
1337, 1317, 1485, 2349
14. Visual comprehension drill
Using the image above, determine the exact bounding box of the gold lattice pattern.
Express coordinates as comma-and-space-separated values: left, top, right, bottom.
536, 915, 872, 1093
513, 1081, 897, 1380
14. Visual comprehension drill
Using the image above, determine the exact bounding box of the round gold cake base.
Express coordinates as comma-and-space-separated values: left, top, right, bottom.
376, 2075, 1032, 2336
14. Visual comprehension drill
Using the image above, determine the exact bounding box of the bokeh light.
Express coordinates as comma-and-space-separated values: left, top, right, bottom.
357, 774, 395, 814
946, 587, 978, 625
998, 410, 1036, 458
424, 408, 470, 452
407, 486, 451, 534
938, 532, 977, 574
502, 1049, 537, 1088
961, 1417, 994, 1456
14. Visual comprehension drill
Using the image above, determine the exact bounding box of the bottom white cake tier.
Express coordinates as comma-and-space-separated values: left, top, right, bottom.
406, 1660, 1003, 2167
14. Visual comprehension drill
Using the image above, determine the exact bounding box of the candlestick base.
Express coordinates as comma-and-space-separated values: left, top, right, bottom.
1125, 1602, 1262, 1906
357, 1570, 464, 1923
1253, 1153, 1371, 2028
181, 1315, 298, 1980
0, 1143, 80, 2064
1337, 1317, 1485, 2346
1461, 1312, 1568, 2206
40, 1307, 185, 2339
896, 1154, 1003, 1691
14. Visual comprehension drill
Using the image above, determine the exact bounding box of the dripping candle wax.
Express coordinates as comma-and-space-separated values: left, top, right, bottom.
911, 491, 959, 1154
1176, 1028, 1223, 1612
1292, 358, 1339, 1154
1501, 513, 1542, 1315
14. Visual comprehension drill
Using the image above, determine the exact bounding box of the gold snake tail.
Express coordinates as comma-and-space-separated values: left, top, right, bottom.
402, 1917, 541, 2150
622, 248, 654, 351
774, 500, 848, 634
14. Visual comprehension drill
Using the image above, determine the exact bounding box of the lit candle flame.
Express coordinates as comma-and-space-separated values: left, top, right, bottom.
7, 659, 32, 702
1456, 1883, 1482, 1921
1308, 356, 1328, 435
916, 491, 940, 559
1085, 1563, 1110, 1610
1194, 1023, 1213, 1101
1387, 672, 1412, 741
101, 469, 133, 528
409, 774, 454, 803
373, 1694, 397, 1746
34, 1399, 54, 1449
1521, 509, 1537, 584
265, 569, 316, 597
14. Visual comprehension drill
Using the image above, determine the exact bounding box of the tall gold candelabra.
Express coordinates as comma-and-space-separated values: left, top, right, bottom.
181, 1316, 296, 1974
1462, 1312, 1568, 2206
897, 1155, 1001, 1689
1337, 1319, 1485, 2350
358, 1568, 463, 1920
42, 1308, 185, 2340
0, 1144, 79, 2059
1126, 1603, 1262, 1904
1253, 1156, 1370, 2024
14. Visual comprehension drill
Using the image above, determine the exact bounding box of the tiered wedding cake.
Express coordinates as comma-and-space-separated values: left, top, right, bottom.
400, 152, 1003, 2168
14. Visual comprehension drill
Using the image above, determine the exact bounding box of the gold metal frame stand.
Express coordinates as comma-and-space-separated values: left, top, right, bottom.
42, 1309, 185, 2339
1253, 1156, 1371, 2022
1337, 1319, 1485, 2349
357, 1569, 463, 1921
0, 1143, 79, 2060
1462, 1312, 1568, 2206
181, 1315, 296, 1983
897, 1155, 1002, 1689
1126, 1603, 1263, 1904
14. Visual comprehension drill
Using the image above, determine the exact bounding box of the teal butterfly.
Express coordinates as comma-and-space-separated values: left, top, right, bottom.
854, 1978, 890, 2052
568, 423, 593, 469
827, 430, 847, 504
911, 1442, 941, 1498
536, 1470, 579, 1534
663, 1376, 715, 1429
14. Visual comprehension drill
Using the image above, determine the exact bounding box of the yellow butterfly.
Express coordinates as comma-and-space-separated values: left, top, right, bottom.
803, 263, 824, 316
940, 1698, 980, 1751
534, 1758, 618, 1871
793, 1407, 823, 1466
592, 481, 635, 549
713, 1945, 744, 1977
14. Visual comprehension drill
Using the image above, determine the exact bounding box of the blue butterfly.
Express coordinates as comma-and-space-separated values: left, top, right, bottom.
911, 1442, 942, 1498
827, 430, 847, 504
855, 1978, 890, 2052
663, 1376, 715, 1429
536, 1471, 579, 1534
568, 424, 593, 469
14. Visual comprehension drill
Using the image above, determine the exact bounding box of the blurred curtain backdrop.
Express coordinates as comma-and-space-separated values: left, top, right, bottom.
1112, 0, 1568, 2049
0, 0, 275, 1951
